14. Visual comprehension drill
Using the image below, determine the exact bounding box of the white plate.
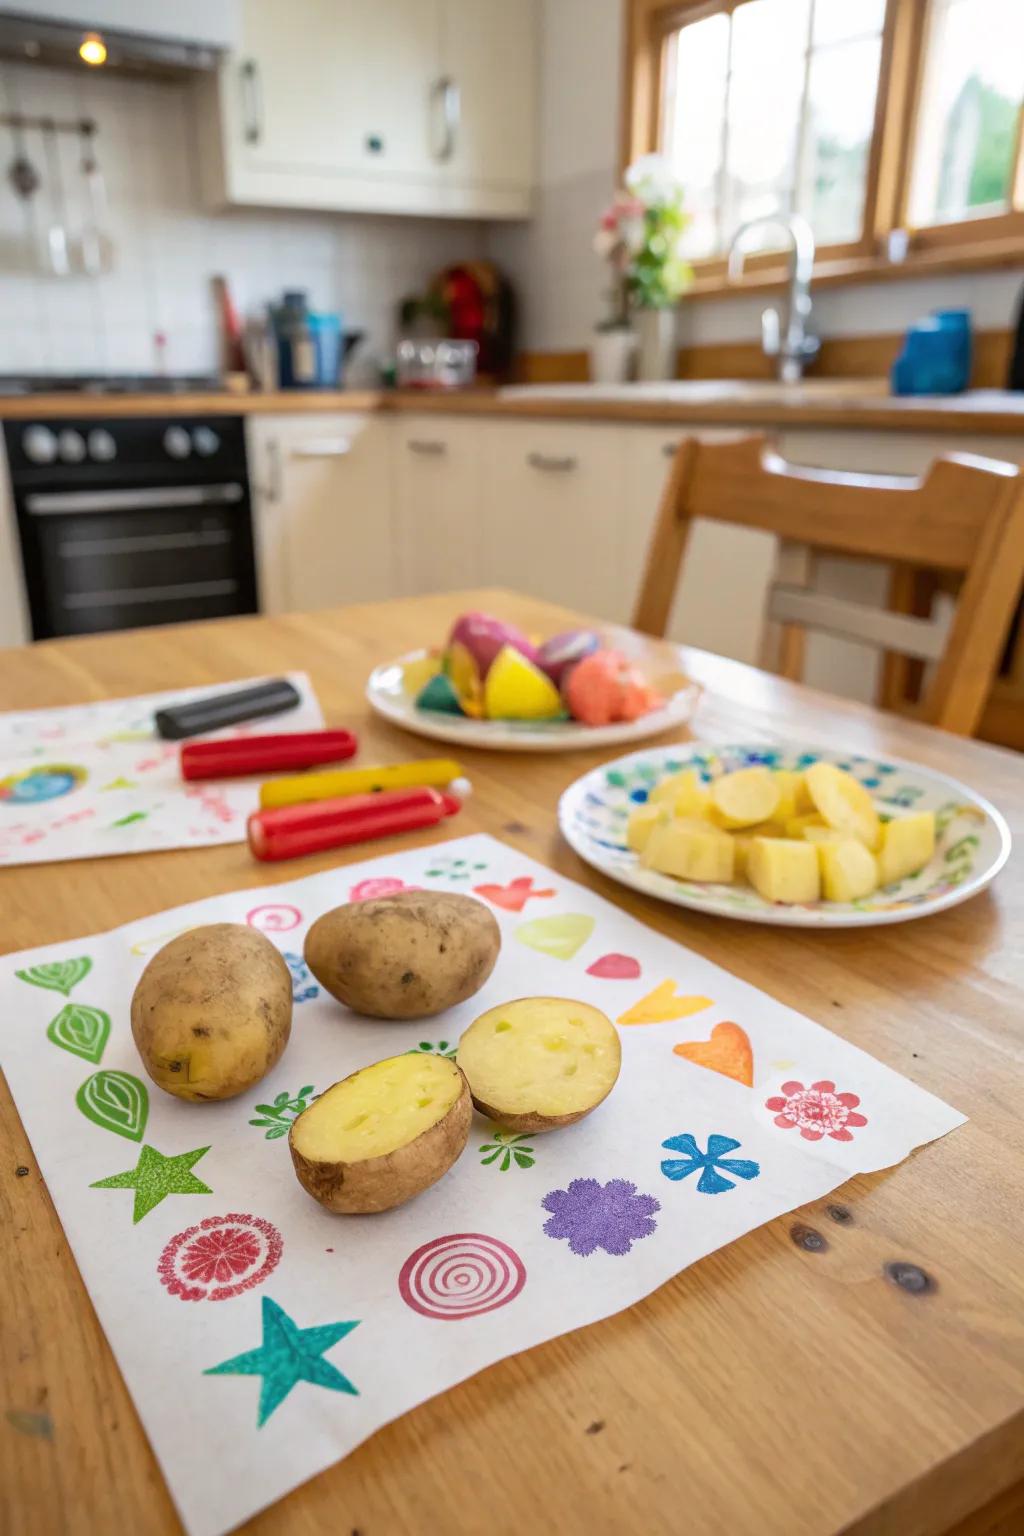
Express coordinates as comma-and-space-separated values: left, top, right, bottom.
365, 649, 702, 753
559, 741, 1011, 927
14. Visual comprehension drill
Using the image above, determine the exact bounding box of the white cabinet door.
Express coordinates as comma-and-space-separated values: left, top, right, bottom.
480, 422, 627, 621
439, 0, 536, 209
392, 416, 485, 597
248, 414, 397, 614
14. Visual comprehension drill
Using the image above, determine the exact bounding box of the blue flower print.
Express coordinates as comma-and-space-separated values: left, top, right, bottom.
660, 1133, 760, 1195
283, 951, 319, 1003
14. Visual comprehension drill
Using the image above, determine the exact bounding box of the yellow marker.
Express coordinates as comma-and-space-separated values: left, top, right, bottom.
259, 757, 464, 809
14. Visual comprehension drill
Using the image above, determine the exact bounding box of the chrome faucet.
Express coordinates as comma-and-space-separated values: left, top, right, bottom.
727, 214, 821, 384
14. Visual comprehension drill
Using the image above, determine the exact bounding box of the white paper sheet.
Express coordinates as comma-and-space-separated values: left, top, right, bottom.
0, 674, 323, 865
0, 834, 964, 1536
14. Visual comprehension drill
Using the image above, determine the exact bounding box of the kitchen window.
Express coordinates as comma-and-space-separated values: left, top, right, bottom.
624, 0, 1024, 293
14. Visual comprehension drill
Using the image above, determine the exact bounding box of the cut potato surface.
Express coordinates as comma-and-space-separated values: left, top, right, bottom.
650, 768, 710, 818
805, 762, 881, 851
747, 837, 821, 904
711, 766, 780, 828
877, 811, 936, 885
818, 838, 878, 902
458, 997, 621, 1133
626, 801, 664, 852
642, 817, 735, 883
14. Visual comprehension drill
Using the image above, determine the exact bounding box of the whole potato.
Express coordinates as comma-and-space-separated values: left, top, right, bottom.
304, 890, 500, 1020
131, 923, 292, 1101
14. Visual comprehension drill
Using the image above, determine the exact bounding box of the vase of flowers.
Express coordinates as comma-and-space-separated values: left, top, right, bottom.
593, 155, 692, 382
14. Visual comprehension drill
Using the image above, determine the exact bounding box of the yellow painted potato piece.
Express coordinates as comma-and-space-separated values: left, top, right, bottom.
747, 837, 821, 904
457, 996, 620, 1133
626, 802, 665, 852
804, 762, 881, 850
641, 817, 735, 883
289, 1052, 471, 1213
817, 838, 879, 902
710, 766, 781, 829
876, 811, 936, 885
650, 768, 711, 818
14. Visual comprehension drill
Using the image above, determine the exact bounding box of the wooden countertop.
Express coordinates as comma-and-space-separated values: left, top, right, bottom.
3, 383, 1024, 435
3, 589, 1024, 1536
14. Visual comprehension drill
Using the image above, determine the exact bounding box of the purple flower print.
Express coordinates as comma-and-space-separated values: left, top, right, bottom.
541, 1177, 660, 1257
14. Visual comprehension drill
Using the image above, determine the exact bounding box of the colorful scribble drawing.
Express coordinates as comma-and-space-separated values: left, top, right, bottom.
398, 1233, 526, 1318
479, 1131, 536, 1171
515, 913, 595, 961
46, 1002, 110, 1063
15, 956, 92, 997
617, 980, 713, 1026
765, 1080, 868, 1142
204, 1296, 359, 1425
472, 876, 556, 912
249, 1086, 317, 1140
282, 952, 319, 1003
90, 1142, 212, 1223
673, 1021, 754, 1086
541, 1178, 660, 1256
158, 1213, 283, 1302
406, 1040, 457, 1059
660, 1133, 761, 1194
76, 1069, 149, 1141
0, 762, 87, 803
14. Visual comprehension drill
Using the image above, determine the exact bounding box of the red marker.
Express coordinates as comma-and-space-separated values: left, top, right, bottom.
247, 785, 462, 862
180, 730, 357, 782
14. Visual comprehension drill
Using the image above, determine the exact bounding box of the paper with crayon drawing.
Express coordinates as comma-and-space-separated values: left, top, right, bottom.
0, 834, 964, 1536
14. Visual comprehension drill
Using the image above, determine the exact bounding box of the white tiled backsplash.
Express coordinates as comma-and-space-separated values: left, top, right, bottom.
0, 61, 486, 379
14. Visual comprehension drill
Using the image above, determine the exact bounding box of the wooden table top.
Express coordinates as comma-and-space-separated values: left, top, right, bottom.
3, 589, 1023, 1536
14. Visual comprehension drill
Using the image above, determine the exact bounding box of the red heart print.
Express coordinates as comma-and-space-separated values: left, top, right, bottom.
586, 953, 641, 980
473, 876, 556, 912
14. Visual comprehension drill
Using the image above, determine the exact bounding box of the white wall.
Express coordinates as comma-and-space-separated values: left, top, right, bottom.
488, 0, 1024, 357
0, 60, 485, 379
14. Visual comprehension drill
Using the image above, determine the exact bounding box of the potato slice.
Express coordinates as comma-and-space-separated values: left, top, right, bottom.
804, 762, 881, 850
710, 766, 781, 828
817, 838, 878, 902
457, 997, 620, 1133
289, 1053, 471, 1213
626, 802, 664, 852
650, 768, 711, 818
642, 816, 735, 883
771, 770, 802, 822
877, 811, 936, 885
747, 837, 821, 903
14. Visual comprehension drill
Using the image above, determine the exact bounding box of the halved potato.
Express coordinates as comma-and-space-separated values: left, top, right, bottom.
710, 766, 781, 828
289, 1052, 471, 1213
804, 762, 881, 850
457, 997, 621, 1133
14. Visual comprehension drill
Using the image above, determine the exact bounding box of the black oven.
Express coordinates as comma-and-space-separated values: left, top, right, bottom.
5, 414, 258, 639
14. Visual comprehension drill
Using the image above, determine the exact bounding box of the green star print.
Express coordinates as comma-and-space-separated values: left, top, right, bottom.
205, 1296, 360, 1426
90, 1142, 212, 1223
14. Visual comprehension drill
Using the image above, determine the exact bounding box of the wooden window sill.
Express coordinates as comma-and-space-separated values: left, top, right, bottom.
687, 239, 1024, 303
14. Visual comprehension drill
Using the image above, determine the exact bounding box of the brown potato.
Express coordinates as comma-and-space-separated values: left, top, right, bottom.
457, 996, 621, 1133
130, 923, 291, 1101
304, 890, 500, 1020
289, 1052, 472, 1213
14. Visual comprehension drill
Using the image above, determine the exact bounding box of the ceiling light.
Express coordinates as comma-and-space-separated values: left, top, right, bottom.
79, 32, 107, 66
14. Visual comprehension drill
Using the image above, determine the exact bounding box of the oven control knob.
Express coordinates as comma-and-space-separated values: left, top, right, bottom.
87, 428, 117, 462
58, 429, 87, 464
192, 425, 220, 456
22, 424, 58, 464
163, 426, 192, 459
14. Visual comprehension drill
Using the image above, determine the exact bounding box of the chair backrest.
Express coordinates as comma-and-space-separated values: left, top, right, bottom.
631, 434, 1024, 736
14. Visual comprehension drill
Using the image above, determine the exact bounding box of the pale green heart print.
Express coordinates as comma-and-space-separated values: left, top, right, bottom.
47, 1003, 111, 1064
15, 956, 92, 998
76, 1070, 149, 1141
515, 913, 595, 961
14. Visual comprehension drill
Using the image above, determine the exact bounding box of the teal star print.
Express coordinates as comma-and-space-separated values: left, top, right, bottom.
90, 1142, 211, 1223
205, 1296, 360, 1426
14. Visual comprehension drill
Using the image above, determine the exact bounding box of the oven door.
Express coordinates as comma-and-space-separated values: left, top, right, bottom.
18, 482, 259, 638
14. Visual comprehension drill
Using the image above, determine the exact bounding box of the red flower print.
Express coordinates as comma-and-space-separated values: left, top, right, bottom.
764, 1079, 868, 1143
181, 1226, 261, 1285
157, 1213, 282, 1302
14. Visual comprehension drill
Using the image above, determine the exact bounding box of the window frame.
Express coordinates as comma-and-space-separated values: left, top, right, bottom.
622, 0, 1024, 299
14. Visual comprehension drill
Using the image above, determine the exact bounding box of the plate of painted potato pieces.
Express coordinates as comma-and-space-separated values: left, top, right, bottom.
366, 609, 701, 751
559, 742, 1011, 927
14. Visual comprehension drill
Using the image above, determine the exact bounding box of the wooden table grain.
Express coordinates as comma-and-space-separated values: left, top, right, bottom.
3, 590, 1023, 1536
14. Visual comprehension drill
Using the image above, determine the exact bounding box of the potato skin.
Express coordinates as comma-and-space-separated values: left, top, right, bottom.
289, 1066, 473, 1213
130, 923, 292, 1101
467, 1099, 586, 1135
304, 890, 500, 1020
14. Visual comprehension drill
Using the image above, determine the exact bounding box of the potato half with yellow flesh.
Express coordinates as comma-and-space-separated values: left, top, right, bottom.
289, 1053, 471, 1214
457, 997, 621, 1133
804, 762, 881, 851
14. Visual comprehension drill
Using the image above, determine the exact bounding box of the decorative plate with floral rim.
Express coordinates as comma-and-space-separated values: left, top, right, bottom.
558, 742, 1011, 928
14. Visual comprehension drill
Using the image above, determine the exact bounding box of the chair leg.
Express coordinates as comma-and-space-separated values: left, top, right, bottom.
761, 541, 813, 680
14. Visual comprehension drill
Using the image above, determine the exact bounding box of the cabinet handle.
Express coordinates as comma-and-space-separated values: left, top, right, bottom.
407, 439, 447, 456
429, 76, 460, 162
527, 452, 578, 473
290, 439, 352, 458
240, 59, 263, 146
265, 439, 282, 504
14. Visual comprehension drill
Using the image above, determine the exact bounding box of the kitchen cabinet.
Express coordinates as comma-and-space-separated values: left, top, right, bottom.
391, 416, 485, 597
196, 0, 536, 218
247, 414, 396, 614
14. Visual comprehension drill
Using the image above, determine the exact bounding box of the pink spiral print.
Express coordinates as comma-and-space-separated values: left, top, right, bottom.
398, 1232, 526, 1320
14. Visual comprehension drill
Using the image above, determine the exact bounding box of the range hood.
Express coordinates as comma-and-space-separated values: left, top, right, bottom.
0, 1, 238, 74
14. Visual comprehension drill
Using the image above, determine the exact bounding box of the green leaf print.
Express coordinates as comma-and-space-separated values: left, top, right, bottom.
47, 1003, 110, 1064
76, 1070, 149, 1141
16, 956, 92, 998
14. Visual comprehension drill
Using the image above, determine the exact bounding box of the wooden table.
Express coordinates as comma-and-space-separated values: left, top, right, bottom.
3, 590, 1023, 1536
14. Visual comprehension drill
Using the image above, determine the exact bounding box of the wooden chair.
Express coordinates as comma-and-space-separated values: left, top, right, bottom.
631, 434, 1024, 737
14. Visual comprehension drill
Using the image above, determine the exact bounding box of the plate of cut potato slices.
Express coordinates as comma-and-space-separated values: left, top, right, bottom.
558, 742, 1011, 927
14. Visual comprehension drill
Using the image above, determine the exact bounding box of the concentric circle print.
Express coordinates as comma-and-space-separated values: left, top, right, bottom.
157, 1212, 282, 1302
398, 1232, 526, 1320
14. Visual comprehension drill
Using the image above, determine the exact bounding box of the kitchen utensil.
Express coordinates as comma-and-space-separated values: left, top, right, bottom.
395, 337, 478, 389
559, 741, 1011, 928
154, 678, 302, 740
179, 729, 358, 782
247, 784, 461, 861
7, 113, 39, 198
77, 121, 111, 276
41, 117, 70, 276
259, 756, 464, 809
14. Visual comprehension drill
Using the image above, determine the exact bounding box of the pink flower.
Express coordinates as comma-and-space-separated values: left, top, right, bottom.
348, 876, 421, 902
765, 1080, 868, 1142
181, 1226, 261, 1285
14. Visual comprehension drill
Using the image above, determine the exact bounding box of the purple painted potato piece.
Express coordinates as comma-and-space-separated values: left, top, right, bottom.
448, 611, 538, 679
538, 629, 601, 685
